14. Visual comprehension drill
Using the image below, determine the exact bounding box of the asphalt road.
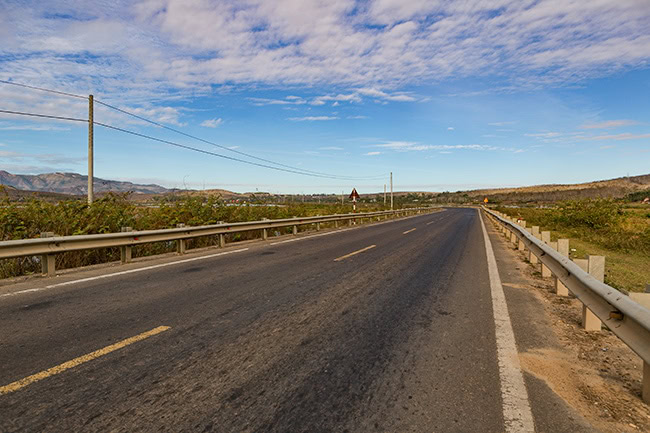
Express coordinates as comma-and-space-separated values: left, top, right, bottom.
0, 208, 586, 432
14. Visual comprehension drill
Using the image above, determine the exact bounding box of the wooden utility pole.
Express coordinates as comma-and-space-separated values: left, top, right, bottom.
88, 94, 94, 205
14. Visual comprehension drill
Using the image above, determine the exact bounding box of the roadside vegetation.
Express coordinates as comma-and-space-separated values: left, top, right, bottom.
495, 199, 650, 292
0, 190, 405, 279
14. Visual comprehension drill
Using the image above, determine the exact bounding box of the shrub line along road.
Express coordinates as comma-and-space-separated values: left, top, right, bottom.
0, 208, 594, 432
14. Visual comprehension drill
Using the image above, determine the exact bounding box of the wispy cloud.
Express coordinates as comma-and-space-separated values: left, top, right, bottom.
287, 116, 338, 122
583, 133, 650, 141
364, 151, 382, 156
319, 146, 344, 150
0, 123, 70, 131
347, 115, 369, 119
447, 127, 454, 131
580, 120, 638, 129
371, 141, 517, 152
488, 121, 516, 127
200, 118, 223, 128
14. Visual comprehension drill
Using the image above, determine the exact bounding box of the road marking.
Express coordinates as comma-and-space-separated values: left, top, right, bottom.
426, 220, 436, 225
402, 228, 417, 234
334, 245, 376, 262
0, 326, 170, 395
478, 210, 535, 433
0, 248, 249, 299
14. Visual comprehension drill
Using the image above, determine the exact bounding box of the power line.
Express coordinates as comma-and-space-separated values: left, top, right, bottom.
0, 109, 87, 123
94, 121, 376, 180
0, 108, 383, 180
0, 79, 86, 100
0, 78, 389, 181
95, 99, 387, 181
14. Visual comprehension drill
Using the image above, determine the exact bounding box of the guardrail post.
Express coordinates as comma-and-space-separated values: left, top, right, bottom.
641, 361, 650, 404
262, 228, 268, 240
527, 227, 539, 265
40, 232, 55, 277
316, 222, 320, 231
573, 256, 604, 331
334, 220, 338, 228
348, 219, 353, 227
292, 224, 298, 235
555, 239, 570, 296
541, 231, 552, 277
219, 233, 226, 248
120, 227, 133, 264
518, 221, 526, 250
176, 224, 186, 255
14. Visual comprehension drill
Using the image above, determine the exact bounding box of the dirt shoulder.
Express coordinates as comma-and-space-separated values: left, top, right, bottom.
486, 216, 650, 432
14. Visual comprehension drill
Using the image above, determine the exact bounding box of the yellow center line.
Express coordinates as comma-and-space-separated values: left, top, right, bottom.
0, 325, 171, 395
403, 228, 417, 234
334, 244, 376, 262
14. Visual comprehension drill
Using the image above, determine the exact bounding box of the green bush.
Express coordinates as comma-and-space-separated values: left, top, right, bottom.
0, 191, 395, 279
551, 199, 623, 229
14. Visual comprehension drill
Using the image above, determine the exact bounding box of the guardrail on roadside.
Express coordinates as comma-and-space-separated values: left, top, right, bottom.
482, 207, 650, 404
0, 207, 435, 278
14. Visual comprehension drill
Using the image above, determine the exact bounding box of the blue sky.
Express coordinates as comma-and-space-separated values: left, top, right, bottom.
1, 0, 649, 193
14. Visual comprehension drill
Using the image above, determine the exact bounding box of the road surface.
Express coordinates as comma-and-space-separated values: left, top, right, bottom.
0, 209, 594, 432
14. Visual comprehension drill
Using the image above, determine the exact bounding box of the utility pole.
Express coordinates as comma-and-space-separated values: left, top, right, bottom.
87, 94, 94, 205
384, 184, 386, 205
390, 172, 393, 210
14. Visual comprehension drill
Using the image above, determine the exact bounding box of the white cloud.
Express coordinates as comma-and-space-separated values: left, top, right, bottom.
201, 118, 223, 128
488, 121, 517, 126
364, 151, 382, 156
4, 0, 647, 104
580, 119, 638, 129
347, 115, 369, 119
447, 127, 454, 130
287, 116, 338, 121
319, 146, 344, 150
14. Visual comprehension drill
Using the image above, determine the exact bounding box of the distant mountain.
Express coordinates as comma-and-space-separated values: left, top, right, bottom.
0, 171, 169, 195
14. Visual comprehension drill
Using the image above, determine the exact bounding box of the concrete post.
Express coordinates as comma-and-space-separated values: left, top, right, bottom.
40, 232, 56, 277
176, 224, 186, 255
262, 228, 268, 240
580, 255, 605, 331
219, 233, 225, 248
641, 361, 650, 404
120, 227, 132, 264
526, 228, 538, 265
293, 225, 298, 235
532, 226, 540, 238
541, 231, 552, 278
316, 222, 320, 231
555, 239, 570, 296
334, 220, 338, 228
348, 219, 353, 227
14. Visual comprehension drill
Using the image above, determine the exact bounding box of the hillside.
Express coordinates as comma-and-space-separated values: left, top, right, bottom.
0, 171, 169, 195
433, 174, 650, 203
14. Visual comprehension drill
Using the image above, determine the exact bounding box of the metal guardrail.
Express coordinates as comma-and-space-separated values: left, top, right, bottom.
0, 207, 432, 262
482, 207, 650, 369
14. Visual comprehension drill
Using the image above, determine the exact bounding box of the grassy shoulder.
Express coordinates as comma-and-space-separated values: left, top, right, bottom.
495, 200, 650, 293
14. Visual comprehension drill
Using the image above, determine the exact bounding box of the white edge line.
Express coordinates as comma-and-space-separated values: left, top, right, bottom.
478, 210, 535, 433
0, 248, 249, 299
